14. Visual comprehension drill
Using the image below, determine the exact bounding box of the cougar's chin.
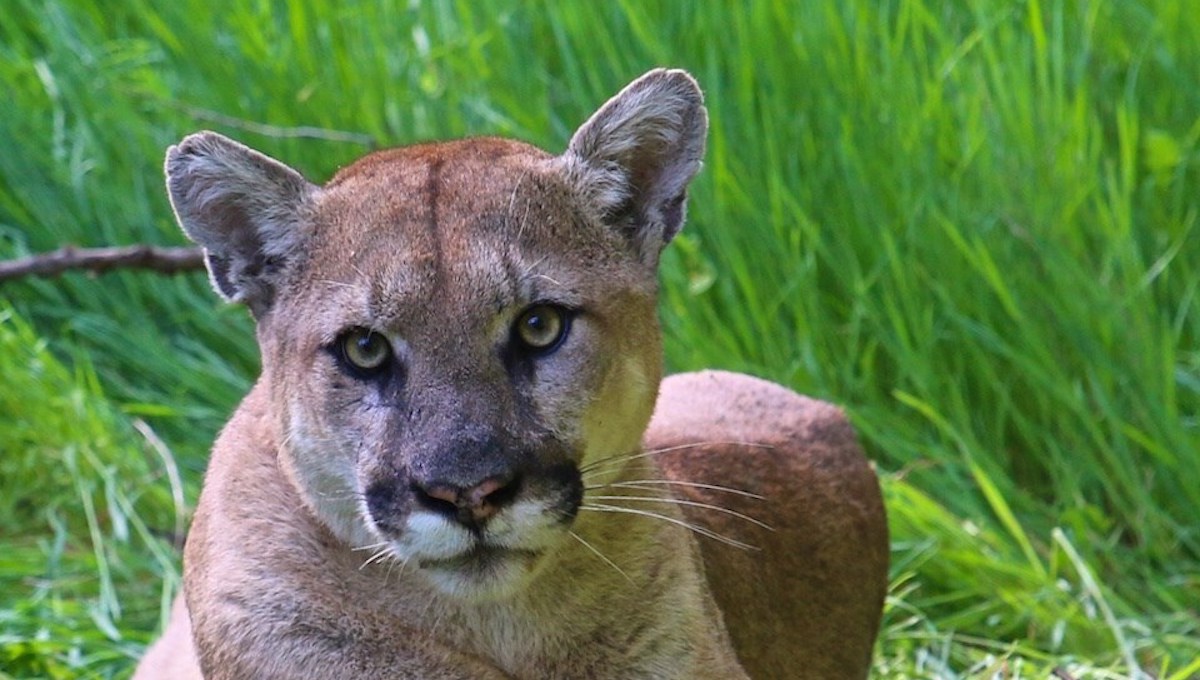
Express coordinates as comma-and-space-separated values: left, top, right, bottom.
419, 544, 546, 601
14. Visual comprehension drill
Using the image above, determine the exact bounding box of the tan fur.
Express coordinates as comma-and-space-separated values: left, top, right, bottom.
134, 70, 887, 679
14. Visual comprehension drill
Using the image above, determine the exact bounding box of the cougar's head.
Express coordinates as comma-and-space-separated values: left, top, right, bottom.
165, 70, 707, 600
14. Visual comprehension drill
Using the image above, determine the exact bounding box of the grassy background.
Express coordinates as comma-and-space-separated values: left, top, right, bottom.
1, 0, 1197, 677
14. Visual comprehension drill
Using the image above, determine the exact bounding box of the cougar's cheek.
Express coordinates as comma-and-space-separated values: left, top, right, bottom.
579, 354, 658, 469
279, 401, 376, 548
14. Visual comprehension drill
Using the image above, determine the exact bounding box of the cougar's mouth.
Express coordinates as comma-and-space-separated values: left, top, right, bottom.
413, 537, 550, 600
420, 544, 542, 571
364, 490, 574, 599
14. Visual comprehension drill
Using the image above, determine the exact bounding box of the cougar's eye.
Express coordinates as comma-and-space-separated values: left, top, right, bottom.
513, 304, 571, 354
338, 328, 392, 375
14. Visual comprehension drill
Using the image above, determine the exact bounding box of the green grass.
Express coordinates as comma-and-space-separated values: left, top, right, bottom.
1, 0, 1197, 677
0, 306, 181, 678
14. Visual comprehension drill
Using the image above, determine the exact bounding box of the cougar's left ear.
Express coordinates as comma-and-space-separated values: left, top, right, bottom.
557, 68, 708, 265
165, 131, 318, 318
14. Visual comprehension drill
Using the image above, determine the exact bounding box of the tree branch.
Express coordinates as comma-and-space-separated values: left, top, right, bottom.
0, 245, 205, 283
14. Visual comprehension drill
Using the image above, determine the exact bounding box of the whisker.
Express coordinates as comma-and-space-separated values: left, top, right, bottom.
580, 503, 759, 551
568, 530, 633, 583
507, 170, 533, 243
359, 547, 393, 570
351, 541, 392, 553
577, 447, 644, 476
394, 555, 413, 580
587, 495, 773, 531
580, 442, 739, 475
587, 479, 764, 499
383, 553, 411, 587
580, 441, 774, 478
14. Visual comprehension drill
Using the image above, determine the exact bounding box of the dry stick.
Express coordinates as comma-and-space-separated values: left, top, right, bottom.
0, 245, 205, 282
0, 113, 373, 283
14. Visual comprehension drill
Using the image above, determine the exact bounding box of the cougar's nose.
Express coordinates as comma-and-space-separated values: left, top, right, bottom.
411, 473, 522, 527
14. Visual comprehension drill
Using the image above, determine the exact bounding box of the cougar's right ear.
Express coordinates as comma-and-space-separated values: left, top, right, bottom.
165, 131, 318, 316
556, 69, 707, 266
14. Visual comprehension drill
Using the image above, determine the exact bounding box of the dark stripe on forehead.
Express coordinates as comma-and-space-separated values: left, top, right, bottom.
425, 157, 445, 286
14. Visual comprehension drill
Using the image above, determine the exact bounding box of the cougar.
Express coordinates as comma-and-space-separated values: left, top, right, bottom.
134, 69, 888, 679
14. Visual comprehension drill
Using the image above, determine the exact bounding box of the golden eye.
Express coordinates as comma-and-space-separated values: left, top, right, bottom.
514, 305, 570, 353
340, 328, 392, 373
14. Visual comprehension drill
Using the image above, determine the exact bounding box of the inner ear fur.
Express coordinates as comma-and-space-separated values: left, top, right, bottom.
558, 68, 709, 264
164, 131, 317, 316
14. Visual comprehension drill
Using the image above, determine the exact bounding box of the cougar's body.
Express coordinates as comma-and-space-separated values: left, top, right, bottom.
134, 70, 887, 679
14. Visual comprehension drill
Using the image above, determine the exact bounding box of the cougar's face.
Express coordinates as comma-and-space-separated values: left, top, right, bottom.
262, 140, 662, 600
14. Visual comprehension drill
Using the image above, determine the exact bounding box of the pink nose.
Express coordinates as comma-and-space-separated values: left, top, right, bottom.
416, 475, 518, 525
